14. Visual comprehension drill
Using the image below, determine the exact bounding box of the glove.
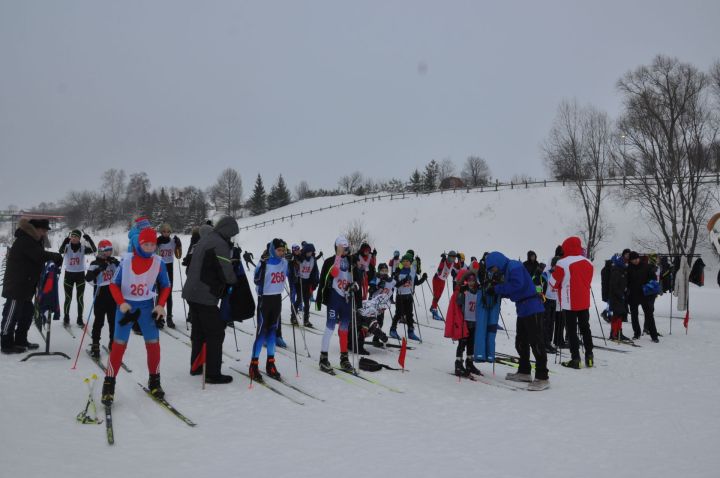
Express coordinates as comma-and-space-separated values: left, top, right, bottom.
119, 303, 131, 314
441, 253, 447, 261
50, 252, 63, 267
83, 233, 91, 241
421, 272, 428, 280
174, 236, 182, 247
371, 248, 377, 257
349, 282, 360, 292
151, 311, 165, 328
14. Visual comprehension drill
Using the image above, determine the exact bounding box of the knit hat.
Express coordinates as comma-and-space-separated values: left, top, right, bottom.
70, 229, 82, 238
134, 217, 151, 230
335, 236, 349, 249
98, 240, 113, 252
401, 253, 413, 263
629, 251, 640, 261
272, 238, 286, 250
159, 223, 172, 233
139, 228, 157, 245
378, 262, 389, 273
291, 244, 300, 252
393, 250, 400, 258
448, 250, 457, 257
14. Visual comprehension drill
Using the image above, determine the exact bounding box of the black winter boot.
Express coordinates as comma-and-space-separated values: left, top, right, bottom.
148, 374, 165, 399
90, 342, 100, 359
266, 356, 281, 380
319, 352, 334, 374
339, 352, 355, 374
101, 377, 116, 406
455, 359, 469, 377
249, 359, 263, 383
465, 358, 482, 376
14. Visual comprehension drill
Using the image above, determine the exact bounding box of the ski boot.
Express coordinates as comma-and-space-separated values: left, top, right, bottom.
430, 308, 443, 321
90, 342, 100, 359
505, 372, 533, 382
339, 352, 355, 374
319, 352, 335, 375
389, 328, 400, 340
148, 374, 165, 399
63, 316, 70, 326
290, 315, 299, 326
101, 377, 116, 406
266, 356, 281, 380
561, 359, 582, 369
276, 336, 287, 349
465, 358, 482, 375
455, 359, 469, 377
76, 317, 84, 327
205, 374, 233, 384
407, 329, 422, 342
249, 359, 264, 383
585, 352, 594, 368
528, 379, 550, 391
166, 316, 175, 329
303, 315, 314, 328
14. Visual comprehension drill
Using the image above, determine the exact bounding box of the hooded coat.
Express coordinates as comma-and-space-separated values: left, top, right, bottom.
551, 236, 594, 311
182, 217, 239, 306
2, 219, 61, 301
485, 251, 544, 318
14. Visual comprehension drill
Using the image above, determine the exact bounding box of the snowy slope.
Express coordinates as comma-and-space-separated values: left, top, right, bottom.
1, 185, 719, 478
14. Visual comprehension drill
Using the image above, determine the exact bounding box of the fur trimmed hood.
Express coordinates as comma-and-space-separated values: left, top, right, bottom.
17, 218, 50, 247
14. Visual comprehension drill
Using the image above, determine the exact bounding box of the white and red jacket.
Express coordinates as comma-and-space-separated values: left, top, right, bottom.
551, 236, 593, 311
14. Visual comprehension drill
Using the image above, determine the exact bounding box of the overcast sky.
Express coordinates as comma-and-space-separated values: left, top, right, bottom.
1, 0, 718, 209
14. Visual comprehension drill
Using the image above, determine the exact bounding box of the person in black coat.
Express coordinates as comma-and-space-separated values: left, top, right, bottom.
607, 254, 630, 341
1, 218, 62, 353
626, 251, 659, 342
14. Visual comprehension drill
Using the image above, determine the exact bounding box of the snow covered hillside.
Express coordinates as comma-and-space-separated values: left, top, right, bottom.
1, 185, 719, 478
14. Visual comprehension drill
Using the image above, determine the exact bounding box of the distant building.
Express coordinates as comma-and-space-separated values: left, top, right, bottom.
439, 177, 465, 189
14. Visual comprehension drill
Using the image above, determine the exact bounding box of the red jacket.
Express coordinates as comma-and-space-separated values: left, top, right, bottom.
444, 290, 469, 340
551, 236, 593, 311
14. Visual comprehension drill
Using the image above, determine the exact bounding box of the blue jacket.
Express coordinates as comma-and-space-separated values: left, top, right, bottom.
486, 251, 544, 318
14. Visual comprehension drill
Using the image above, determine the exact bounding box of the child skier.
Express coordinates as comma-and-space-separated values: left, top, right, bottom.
156, 223, 182, 328
85, 240, 119, 358
249, 239, 289, 382
362, 263, 395, 347
295, 243, 319, 327
444, 269, 483, 376
389, 254, 427, 342
316, 236, 358, 374
59, 229, 97, 326
430, 250, 458, 320
101, 228, 171, 405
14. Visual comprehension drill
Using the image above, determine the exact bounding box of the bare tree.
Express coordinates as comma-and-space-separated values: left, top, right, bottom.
438, 158, 456, 182
543, 99, 612, 259
343, 219, 373, 253
295, 180, 312, 200
461, 156, 492, 187
101, 169, 126, 220
125, 172, 151, 215
711, 61, 720, 97
616, 55, 719, 256
338, 171, 363, 194
209, 168, 243, 217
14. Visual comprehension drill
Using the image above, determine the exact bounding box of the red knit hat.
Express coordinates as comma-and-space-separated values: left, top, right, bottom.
139, 228, 157, 245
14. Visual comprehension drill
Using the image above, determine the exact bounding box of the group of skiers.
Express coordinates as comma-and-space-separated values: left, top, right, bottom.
0, 214, 691, 401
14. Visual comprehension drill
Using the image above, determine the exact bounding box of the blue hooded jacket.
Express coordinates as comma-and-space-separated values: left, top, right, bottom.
253, 242, 289, 295
485, 251, 544, 317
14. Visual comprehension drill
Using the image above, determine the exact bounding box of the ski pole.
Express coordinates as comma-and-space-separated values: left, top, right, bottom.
419, 280, 430, 324
498, 310, 510, 340
283, 284, 311, 358
230, 321, 240, 352
411, 292, 423, 343
351, 292, 359, 375
71, 285, 101, 370
590, 288, 607, 345
176, 260, 189, 330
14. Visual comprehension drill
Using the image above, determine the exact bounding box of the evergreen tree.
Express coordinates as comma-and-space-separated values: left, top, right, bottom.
267, 175, 292, 210
409, 169, 422, 192
248, 174, 267, 216
423, 160, 439, 191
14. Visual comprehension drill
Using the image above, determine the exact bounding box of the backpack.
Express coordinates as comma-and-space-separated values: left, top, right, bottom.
358, 357, 401, 372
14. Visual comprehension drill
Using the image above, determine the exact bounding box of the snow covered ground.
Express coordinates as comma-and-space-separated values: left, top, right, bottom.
1, 185, 719, 478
